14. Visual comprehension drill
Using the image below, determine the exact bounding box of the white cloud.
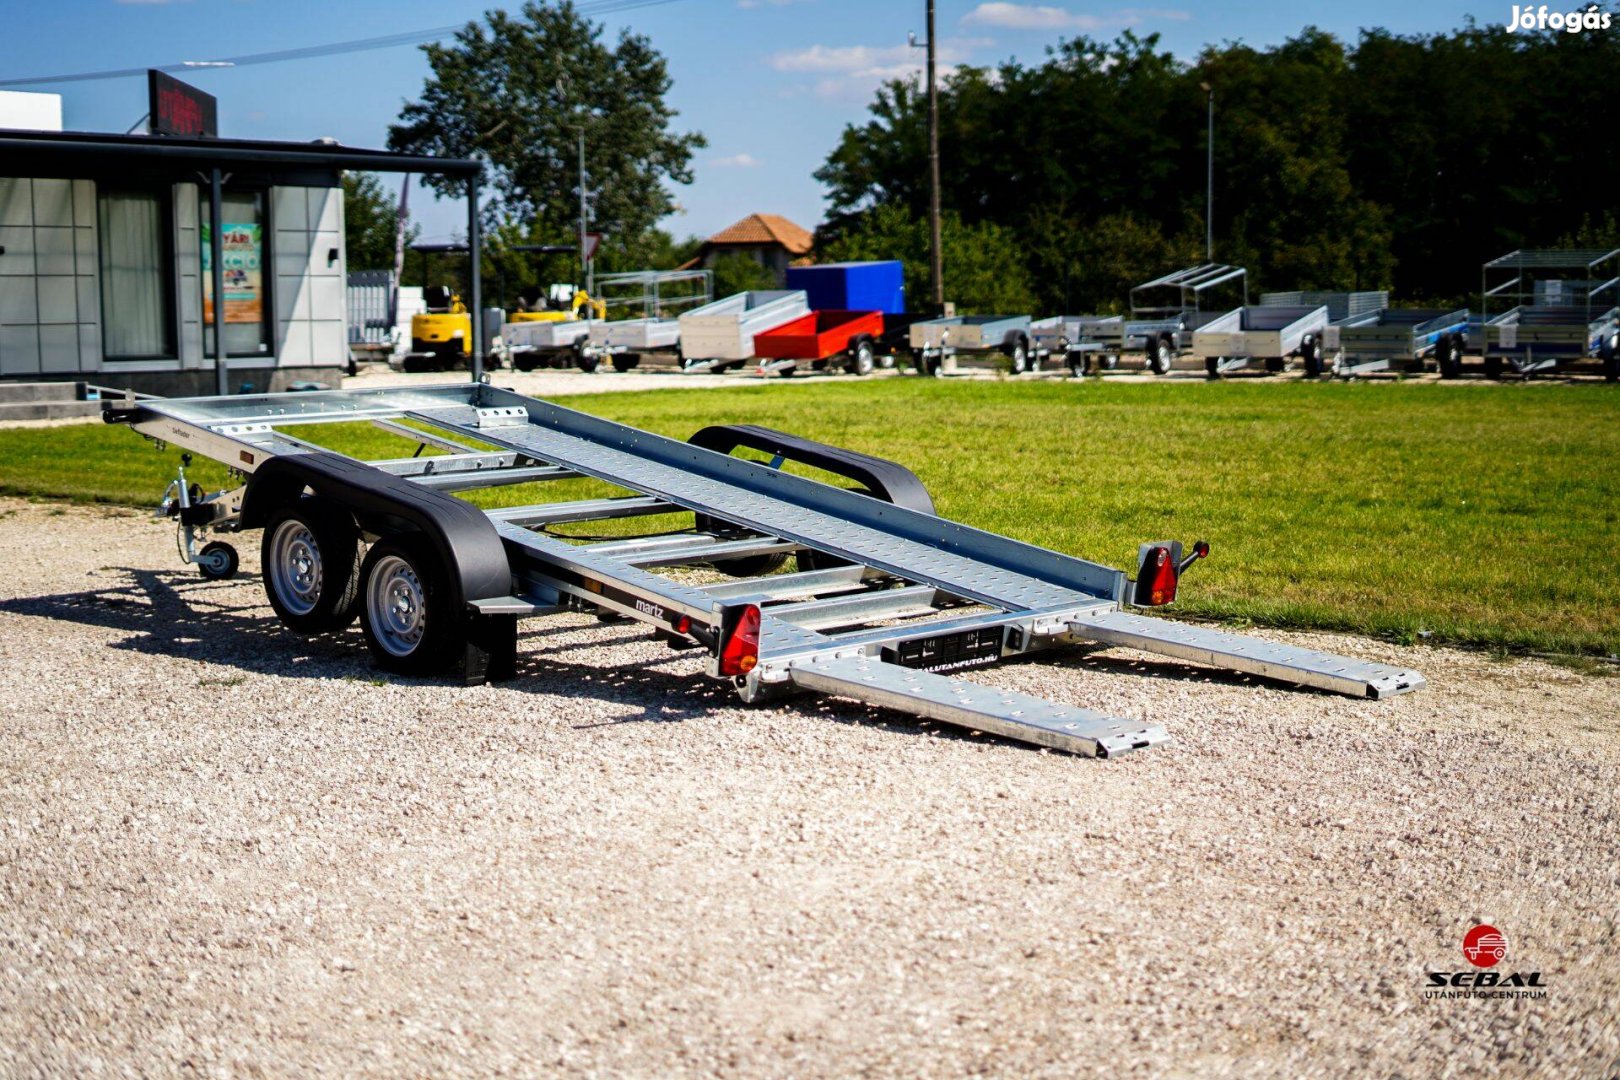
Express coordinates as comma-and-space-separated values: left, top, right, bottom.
961, 3, 1189, 31
711, 153, 763, 168
771, 38, 985, 74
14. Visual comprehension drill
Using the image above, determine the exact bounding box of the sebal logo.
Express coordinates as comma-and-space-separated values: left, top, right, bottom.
1423, 924, 1548, 999
1507, 4, 1613, 32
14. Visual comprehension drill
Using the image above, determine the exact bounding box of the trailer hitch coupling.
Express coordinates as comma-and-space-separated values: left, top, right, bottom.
1132, 539, 1209, 607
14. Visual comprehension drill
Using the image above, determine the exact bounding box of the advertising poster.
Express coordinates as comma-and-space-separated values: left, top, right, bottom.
201, 222, 263, 324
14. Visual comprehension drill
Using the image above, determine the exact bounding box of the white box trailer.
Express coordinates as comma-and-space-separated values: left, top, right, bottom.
677, 290, 809, 369
1192, 305, 1330, 375
587, 317, 682, 372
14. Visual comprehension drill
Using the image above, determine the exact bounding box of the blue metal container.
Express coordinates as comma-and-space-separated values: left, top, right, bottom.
786, 261, 905, 315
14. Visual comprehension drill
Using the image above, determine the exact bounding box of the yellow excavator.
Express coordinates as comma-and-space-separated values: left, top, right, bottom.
508, 283, 606, 325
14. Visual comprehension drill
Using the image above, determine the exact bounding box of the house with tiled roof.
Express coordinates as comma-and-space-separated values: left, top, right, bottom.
680, 213, 814, 285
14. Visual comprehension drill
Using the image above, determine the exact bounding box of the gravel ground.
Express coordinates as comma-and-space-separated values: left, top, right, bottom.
0, 498, 1615, 1079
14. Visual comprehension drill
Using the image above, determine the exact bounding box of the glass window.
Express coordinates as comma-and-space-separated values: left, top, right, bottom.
98, 191, 175, 360
202, 191, 271, 358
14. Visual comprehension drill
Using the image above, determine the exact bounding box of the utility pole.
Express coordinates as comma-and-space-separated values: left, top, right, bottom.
1202, 81, 1214, 261
926, 0, 943, 310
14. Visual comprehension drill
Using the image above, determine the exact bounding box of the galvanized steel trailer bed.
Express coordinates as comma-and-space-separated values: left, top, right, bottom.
1321, 307, 1470, 378
1126, 264, 1250, 374
1480, 249, 1620, 379
105, 383, 1424, 759
1192, 304, 1331, 375
907, 315, 1035, 376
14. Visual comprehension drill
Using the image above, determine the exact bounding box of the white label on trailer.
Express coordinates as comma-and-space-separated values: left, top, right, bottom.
1323, 326, 1340, 349
1499, 325, 1517, 348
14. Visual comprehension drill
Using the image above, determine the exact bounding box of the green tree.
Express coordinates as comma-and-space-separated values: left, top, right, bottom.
342, 172, 415, 271
389, 1, 705, 246
708, 252, 777, 298
820, 204, 1035, 315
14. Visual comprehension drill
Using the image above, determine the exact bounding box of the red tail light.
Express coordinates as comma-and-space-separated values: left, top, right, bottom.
1133, 542, 1182, 607
718, 603, 761, 676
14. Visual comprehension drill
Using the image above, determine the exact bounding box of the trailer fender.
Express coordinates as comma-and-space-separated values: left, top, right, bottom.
240, 452, 515, 682
686, 424, 934, 514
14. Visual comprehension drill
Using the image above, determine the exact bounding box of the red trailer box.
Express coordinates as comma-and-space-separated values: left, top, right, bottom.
753, 309, 886, 374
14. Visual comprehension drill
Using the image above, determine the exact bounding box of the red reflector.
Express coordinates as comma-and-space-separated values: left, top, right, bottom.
675, 615, 692, 634
719, 604, 761, 676
1144, 546, 1178, 606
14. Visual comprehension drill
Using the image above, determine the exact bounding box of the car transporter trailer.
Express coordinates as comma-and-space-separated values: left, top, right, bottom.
104, 382, 1424, 759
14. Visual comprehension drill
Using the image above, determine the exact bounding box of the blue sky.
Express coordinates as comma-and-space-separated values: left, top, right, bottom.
4, 0, 1498, 244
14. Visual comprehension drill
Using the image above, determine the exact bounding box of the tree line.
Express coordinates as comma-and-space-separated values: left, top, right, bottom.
355, 3, 1619, 317
818, 17, 1620, 314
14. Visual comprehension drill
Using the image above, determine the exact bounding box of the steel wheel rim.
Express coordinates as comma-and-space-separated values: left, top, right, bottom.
269, 519, 323, 616
368, 555, 426, 657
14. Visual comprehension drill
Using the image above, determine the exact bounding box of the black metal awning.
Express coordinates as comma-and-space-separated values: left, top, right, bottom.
0, 128, 478, 185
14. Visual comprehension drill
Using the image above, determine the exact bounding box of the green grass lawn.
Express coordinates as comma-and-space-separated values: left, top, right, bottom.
1, 378, 1616, 655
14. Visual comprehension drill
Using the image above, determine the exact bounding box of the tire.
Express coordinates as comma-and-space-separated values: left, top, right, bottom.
1007, 336, 1030, 374
1099, 353, 1120, 371
1303, 342, 1323, 378
197, 541, 239, 581
358, 536, 461, 675
576, 353, 601, 374
261, 498, 363, 634
845, 339, 876, 376
1265, 356, 1289, 374
1601, 335, 1618, 382
1483, 354, 1504, 380
1438, 337, 1463, 379
1205, 356, 1221, 378
1066, 350, 1090, 377
611, 354, 640, 373
512, 352, 539, 373
1147, 336, 1173, 375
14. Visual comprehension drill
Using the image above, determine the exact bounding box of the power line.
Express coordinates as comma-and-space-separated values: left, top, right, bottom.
0, 0, 689, 88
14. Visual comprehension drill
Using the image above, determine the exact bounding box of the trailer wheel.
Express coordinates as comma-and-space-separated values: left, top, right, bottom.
1265, 356, 1290, 374
512, 352, 540, 372
261, 498, 363, 634
1099, 353, 1120, 371
1006, 336, 1031, 374
197, 541, 240, 581
1066, 350, 1090, 376
1147, 336, 1174, 375
1205, 356, 1221, 378
359, 536, 459, 675
611, 354, 640, 373
846, 339, 876, 376
1601, 335, 1618, 381
1437, 337, 1463, 378
1302, 343, 1324, 378
1483, 354, 1504, 380
575, 353, 601, 374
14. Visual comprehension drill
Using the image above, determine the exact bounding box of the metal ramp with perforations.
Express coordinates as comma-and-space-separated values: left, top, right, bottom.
107, 382, 1424, 758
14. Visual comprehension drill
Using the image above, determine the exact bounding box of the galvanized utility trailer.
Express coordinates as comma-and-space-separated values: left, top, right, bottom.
1258, 291, 1422, 377
908, 315, 1034, 376
1480, 249, 1620, 379
753, 310, 887, 377
103, 382, 1424, 759
1192, 305, 1330, 375
1322, 308, 1470, 378
582, 269, 713, 373
503, 319, 598, 373
1030, 316, 1118, 376
676, 290, 810, 373
1125, 264, 1249, 374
